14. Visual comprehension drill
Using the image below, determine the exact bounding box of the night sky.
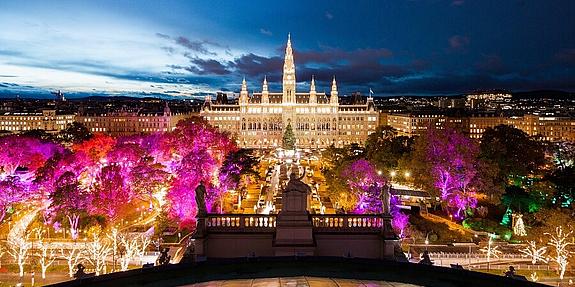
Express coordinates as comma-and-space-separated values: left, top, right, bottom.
0, 0, 574, 97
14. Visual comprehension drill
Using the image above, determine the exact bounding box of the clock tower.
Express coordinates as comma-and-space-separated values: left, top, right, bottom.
282, 33, 296, 104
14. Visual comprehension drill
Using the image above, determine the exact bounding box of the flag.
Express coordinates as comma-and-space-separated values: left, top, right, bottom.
369, 88, 374, 96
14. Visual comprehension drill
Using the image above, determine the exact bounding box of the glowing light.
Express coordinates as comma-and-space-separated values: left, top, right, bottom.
520, 241, 548, 265
545, 226, 574, 280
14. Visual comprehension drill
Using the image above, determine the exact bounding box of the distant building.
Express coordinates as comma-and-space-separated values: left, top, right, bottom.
385, 111, 575, 141
386, 112, 443, 136
0, 109, 75, 133
201, 35, 379, 148
76, 103, 198, 137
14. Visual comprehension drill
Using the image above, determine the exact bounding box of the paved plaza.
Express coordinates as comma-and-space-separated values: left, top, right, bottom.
185, 277, 421, 287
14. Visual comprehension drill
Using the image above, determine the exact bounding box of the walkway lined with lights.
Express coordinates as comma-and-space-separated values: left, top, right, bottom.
7, 207, 39, 243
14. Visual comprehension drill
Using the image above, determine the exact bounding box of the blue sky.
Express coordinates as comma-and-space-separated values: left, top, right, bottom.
0, 0, 574, 98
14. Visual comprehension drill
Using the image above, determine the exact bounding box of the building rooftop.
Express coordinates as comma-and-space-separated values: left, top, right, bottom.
50, 257, 545, 287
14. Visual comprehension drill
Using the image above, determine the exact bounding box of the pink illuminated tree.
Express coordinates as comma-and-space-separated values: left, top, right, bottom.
0, 176, 28, 222
339, 159, 386, 213
91, 165, 132, 219
0, 135, 62, 178
162, 118, 238, 228
404, 126, 480, 220
49, 171, 90, 240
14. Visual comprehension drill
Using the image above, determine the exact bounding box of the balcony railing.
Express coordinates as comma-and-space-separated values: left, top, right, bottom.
203, 214, 389, 233
311, 215, 386, 233
205, 214, 276, 232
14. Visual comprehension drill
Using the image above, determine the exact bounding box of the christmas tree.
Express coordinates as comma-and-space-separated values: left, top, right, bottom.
282, 122, 296, 150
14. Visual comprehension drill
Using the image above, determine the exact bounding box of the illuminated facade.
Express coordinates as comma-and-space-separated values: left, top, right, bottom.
384, 112, 575, 142
77, 103, 196, 137
386, 113, 443, 136
201, 35, 379, 148
0, 110, 75, 133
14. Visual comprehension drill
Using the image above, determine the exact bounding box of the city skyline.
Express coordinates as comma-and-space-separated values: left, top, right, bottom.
0, 0, 574, 98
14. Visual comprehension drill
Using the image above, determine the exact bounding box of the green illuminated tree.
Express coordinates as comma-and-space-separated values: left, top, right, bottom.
282, 122, 296, 150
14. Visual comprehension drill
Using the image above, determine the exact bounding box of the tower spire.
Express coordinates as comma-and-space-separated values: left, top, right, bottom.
283, 33, 296, 103
310, 75, 316, 92
262, 75, 269, 104
309, 75, 317, 105
240, 77, 248, 104
330, 76, 338, 105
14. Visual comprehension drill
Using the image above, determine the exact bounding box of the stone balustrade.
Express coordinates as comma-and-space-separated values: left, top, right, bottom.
311, 215, 386, 232
205, 214, 276, 232
204, 214, 391, 233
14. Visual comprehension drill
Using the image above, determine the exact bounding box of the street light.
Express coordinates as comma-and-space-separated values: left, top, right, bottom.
404, 171, 411, 178
390, 171, 397, 177
377, 170, 382, 176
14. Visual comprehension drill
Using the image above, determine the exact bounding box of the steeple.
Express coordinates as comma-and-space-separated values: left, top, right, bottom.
282, 33, 296, 104
163, 101, 171, 116
309, 75, 317, 104
330, 76, 338, 105
240, 77, 249, 105
262, 75, 269, 104
310, 75, 316, 92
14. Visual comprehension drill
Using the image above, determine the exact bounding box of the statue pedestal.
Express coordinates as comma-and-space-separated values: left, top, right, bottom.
273, 189, 315, 256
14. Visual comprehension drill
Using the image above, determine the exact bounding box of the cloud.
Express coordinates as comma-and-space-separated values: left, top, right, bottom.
184, 58, 231, 75
259, 28, 273, 36
155, 33, 170, 39
448, 35, 470, 50
325, 11, 334, 20
452, 0, 465, 6
175, 36, 216, 56
226, 46, 420, 90
475, 54, 507, 75
231, 53, 284, 77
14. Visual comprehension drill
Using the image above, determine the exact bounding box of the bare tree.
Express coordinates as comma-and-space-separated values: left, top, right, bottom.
60, 243, 86, 278
138, 235, 152, 265
85, 233, 112, 276
7, 236, 31, 277
107, 228, 119, 272
119, 234, 140, 271
479, 235, 502, 271
36, 240, 56, 279
520, 240, 548, 265
546, 226, 574, 280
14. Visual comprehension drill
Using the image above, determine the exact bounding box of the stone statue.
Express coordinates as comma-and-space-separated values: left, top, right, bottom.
285, 171, 311, 194
157, 247, 171, 266
195, 182, 207, 217
381, 184, 391, 214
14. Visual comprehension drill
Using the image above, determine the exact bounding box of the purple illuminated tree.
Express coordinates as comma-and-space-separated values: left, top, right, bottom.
390, 196, 409, 238
0, 135, 62, 178
130, 158, 170, 208
0, 176, 28, 222
91, 165, 132, 219
162, 118, 237, 228
339, 159, 386, 213
49, 171, 90, 240
403, 126, 480, 220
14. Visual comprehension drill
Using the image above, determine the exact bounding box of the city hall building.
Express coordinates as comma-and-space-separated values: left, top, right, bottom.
201, 35, 379, 148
